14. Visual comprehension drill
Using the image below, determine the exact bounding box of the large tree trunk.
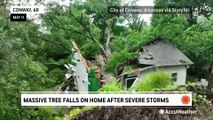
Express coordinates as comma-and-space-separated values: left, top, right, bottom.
104, 27, 113, 58
95, 54, 106, 69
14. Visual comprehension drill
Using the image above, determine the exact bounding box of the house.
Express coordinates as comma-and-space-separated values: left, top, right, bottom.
120, 39, 193, 89
64, 42, 103, 93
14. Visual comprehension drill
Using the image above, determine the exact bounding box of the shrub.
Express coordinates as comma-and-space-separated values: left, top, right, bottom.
133, 71, 172, 91
70, 108, 81, 118
99, 80, 123, 93
70, 106, 95, 119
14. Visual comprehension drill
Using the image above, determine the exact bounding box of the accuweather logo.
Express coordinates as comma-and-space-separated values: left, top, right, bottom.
159, 109, 197, 115
158, 95, 194, 115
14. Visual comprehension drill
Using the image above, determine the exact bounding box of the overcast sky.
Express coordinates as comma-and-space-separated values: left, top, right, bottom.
121, 0, 154, 24
75, 0, 155, 23
37, 0, 155, 25
136, 0, 154, 23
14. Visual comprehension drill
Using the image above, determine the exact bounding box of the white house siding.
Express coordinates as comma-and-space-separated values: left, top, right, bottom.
74, 53, 88, 93
131, 65, 187, 87
160, 66, 187, 85
72, 49, 89, 94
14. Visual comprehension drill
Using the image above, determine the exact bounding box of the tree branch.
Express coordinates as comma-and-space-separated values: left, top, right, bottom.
124, 15, 134, 30
35, 35, 72, 53
47, 16, 94, 40
69, 12, 97, 42
105, 28, 113, 57
69, 12, 108, 57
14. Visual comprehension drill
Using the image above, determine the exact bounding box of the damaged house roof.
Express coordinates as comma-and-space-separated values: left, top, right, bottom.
138, 39, 193, 66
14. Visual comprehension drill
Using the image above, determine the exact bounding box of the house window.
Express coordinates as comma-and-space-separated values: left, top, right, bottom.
125, 77, 136, 89
171, 73, 177, 82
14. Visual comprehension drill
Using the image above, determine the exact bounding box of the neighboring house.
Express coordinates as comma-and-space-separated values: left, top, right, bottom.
120, 39, 193, 89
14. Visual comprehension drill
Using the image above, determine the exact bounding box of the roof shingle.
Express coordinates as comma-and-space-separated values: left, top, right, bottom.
138, 39, 193, 66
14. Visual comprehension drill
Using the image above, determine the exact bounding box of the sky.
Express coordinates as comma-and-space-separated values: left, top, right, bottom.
40, 0, 155, 23
122, 0, 154, 24
136, 0, 154, 23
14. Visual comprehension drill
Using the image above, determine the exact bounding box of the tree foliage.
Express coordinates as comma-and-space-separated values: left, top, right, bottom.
151, 0, 213, 78
0, 2, 66, 119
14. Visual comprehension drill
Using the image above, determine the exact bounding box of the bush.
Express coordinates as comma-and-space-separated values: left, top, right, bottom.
70, 108, 81, 118
70, 107, 95, 119
99, 80, 123, 93
133, 71, 172, 91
